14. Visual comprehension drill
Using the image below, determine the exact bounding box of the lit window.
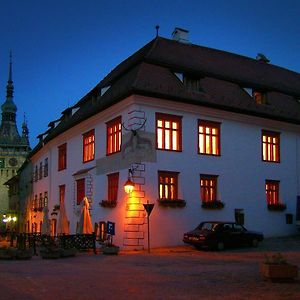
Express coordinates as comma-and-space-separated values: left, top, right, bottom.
106, 116, 122, 155
83, 129, 95, 162
156, 113, 182, 151
107, 172, 119, 203
265, 180, 279, 205
58, 143, 67, 171
200, 175, 218, 202
44, 191, 48, 207
198, 120, 220, 155
59, 185, 65, 205
33, 195, 37, 210
158, 171, 179, 200
253, 90, 267, 105
76, 179, 85, 205
262, 130, 280, 162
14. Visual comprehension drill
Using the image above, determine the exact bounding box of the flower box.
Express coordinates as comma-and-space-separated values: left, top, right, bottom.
102, 245, 120, 255
260, 263, 298, 281
100, 200, 117, 208
201, 200, 225, 209
267, 203, 287, 211
157, 199, 186, 208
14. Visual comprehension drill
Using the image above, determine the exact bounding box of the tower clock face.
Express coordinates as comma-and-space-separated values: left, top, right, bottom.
9, 157, 18, 167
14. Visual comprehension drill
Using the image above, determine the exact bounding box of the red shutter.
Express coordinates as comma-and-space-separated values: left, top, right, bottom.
76, 179, 85, 205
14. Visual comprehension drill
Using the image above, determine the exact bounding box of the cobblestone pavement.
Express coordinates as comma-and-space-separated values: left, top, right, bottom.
0, 236, 300, 300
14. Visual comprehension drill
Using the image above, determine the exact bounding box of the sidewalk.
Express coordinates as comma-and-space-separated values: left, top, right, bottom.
0, 236, 299, 300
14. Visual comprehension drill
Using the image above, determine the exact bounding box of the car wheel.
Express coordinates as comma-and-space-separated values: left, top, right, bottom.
252, 239, 259, 248
216, 241, 224, 251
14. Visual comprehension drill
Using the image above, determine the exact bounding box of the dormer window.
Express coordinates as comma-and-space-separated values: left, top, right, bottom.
174, 72, 202, 93
183, 75, 202, 92
253, 90, 267, 105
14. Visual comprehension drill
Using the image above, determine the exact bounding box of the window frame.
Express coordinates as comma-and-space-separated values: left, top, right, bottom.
107, 172, 119, 203
265, 180, 279, 205
198, 120, 221, 156
106, 116, 122, 156
76, 178, 85, 205
158, 170, 179, 200
83, 129, 95, 163
156, 113, 182, 152
58, 143, 67, 171
200, 174, 218, 203
262, 130, 280, 163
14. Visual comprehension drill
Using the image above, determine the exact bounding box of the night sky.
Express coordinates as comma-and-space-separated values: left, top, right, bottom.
0, 0, 299, 147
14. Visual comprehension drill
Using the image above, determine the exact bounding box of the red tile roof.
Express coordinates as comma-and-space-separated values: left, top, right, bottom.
31, 36, 300, 153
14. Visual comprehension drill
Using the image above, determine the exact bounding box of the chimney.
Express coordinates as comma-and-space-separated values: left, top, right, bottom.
172, 27, 189, 44
256, 53, 270, 63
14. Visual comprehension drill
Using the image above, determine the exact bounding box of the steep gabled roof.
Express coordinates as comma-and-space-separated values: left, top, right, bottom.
30, 36, 300, 156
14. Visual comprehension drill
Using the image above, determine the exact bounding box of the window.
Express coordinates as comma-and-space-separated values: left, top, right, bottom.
262, 130, 280, 162
39, 162, 43, 180
83, 129, 95, 162
44, 191, 48, 207
33, 195, 37, 210
107, 173, 119, 203
158, 171, 179, 200
39, 193, 43, 208
156, 113, 182, 151
106, 116, 122, 155
0, 158, 5, 169
198, 120, 220, 155
76, 179, 85, 205
58, 143, 67, 171
200, 175, 218, 202
265, 180, 279, 205
183, 75, 202, 92
59, 185, 65, 205
44, 158, 48, 177
253, 90, 267, 105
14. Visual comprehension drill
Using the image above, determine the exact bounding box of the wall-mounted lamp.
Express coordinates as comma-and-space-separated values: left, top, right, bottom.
124, 168, 135, 194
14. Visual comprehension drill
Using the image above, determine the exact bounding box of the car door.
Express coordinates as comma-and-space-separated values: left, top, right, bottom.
219, 223, 235, 247
231, 223, 245, 246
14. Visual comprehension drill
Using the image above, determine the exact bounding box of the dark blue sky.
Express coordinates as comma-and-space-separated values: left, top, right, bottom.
0, 0, 300, 147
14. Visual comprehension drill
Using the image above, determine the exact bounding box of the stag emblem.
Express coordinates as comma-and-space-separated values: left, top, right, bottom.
121, 118, 153, 158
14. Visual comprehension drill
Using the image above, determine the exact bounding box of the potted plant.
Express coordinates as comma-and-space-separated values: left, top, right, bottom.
260, 253, 298, 281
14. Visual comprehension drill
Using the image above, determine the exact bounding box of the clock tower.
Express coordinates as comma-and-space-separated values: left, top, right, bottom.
0, 53, 30, 218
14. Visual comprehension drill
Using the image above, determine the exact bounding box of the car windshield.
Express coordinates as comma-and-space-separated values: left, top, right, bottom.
198, 222, 219, 231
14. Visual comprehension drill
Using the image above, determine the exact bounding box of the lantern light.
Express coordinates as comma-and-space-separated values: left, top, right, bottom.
124, 167, 136, 194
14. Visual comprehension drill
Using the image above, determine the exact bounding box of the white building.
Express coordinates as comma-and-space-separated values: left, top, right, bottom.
24, 29, 300, 249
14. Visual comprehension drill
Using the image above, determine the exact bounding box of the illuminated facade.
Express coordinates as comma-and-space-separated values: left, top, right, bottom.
0, 54, 30, 230
23, 28, 300, 249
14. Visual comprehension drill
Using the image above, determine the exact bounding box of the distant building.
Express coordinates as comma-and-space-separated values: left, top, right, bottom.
0, 53, 30, 228
24, 29, 300, 249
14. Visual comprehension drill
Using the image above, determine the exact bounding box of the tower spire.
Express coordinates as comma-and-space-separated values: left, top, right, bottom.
6, 50, 14, 100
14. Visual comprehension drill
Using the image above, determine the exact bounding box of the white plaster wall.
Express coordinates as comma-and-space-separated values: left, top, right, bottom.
29, 95, 300, 248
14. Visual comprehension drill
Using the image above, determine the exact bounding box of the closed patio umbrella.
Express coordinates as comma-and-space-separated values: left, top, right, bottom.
77, 197, 93, 234
41, 206, 50, 235
57, 197, 69, 235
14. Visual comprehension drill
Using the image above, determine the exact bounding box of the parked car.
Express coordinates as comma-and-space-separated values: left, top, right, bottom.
183, 221, 264, 251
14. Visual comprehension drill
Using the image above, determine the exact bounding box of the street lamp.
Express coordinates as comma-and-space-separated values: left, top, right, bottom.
124, 168, 135, 194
